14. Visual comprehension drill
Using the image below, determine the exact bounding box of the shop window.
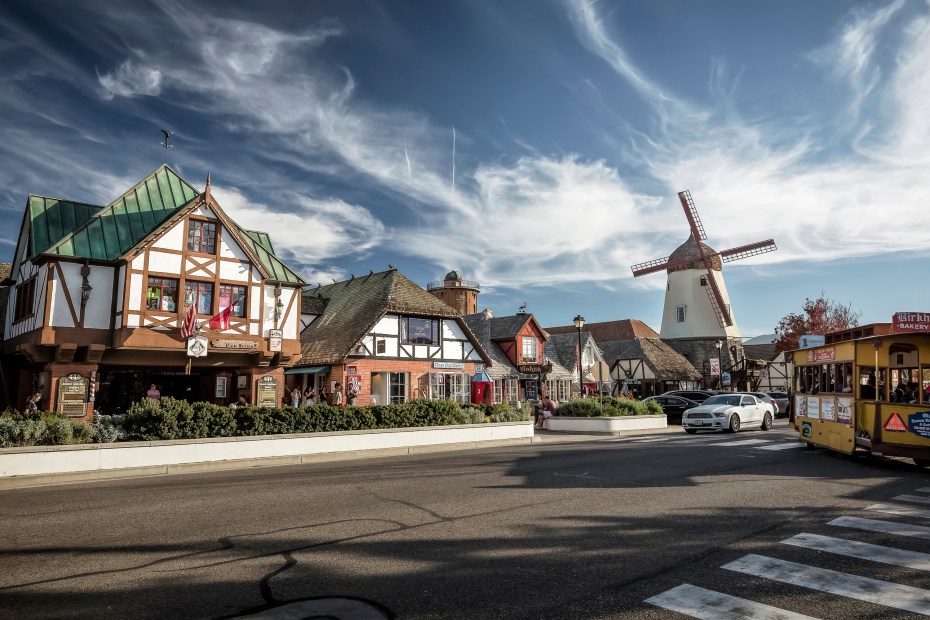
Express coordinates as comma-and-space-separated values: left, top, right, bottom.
522, 336, 538, 362
146, 277, 178, 312
676, 306, 686, 322
13, 277, 36, 322
187, 220, 217, 254
390, 372, 407, 404
218, 284, 246, 318
401, 317, 440, 345
493, 379, 503, 404
429, 372, 468, 403
185, 281, 214, 315
506, 379, 519, 403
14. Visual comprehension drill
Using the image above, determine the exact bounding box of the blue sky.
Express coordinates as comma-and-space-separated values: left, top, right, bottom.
2, 0, 929, 336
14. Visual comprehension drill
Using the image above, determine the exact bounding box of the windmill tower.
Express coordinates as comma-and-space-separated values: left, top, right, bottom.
631, 190, 777, 387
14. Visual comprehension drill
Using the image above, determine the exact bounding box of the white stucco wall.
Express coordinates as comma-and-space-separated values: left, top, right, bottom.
660, 268, 741, 339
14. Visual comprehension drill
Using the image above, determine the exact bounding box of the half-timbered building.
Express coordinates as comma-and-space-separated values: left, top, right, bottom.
294, 268, 491, 405
3, 165, 305, 417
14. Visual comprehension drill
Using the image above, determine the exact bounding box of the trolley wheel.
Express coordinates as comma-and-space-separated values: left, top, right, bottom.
760, 412, 773, 431
914, 458, 930, 468
804, 441, 816, 450
727, 414, 741, 433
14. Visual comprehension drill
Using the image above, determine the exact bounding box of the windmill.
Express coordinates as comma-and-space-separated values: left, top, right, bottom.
631, 190, 777, 338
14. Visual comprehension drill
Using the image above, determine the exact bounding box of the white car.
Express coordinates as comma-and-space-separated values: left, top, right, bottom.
682, 393, 775, 433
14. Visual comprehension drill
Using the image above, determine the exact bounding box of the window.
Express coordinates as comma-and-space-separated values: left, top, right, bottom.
522, 336, 538, 362
493, 379, 503, 404
401, 317, 440, 345
185, 281, 214, 315
376, 339, 386, 354
389, 372, 407, 404
582, 345, 594, 367
146, 277, 178, 312
506, 379, 519, 403
428, 372, 468, 403
13, 278, 36, 322
700, 275, 707, 286
218, 284, 246, 318
187, 220, 217, 254
676, 306, 686, 322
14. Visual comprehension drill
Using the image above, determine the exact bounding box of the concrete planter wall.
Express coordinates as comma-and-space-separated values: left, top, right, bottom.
543, 415, 667, 434
0, 422, 535, 489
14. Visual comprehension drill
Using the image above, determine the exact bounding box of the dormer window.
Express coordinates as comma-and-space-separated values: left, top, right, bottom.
522, 336, 538, 362
187, 220, 217, 254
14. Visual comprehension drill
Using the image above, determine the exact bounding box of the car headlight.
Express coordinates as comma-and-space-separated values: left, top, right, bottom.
714, 412, 727, 418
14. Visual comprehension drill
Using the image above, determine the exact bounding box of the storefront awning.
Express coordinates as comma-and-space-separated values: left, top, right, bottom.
284, 366, 331, 375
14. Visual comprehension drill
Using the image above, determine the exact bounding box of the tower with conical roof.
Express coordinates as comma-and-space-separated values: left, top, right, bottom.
427, 270, 480, 315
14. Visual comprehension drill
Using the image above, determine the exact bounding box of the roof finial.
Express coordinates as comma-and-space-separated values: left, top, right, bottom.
204, 173, 211, 201
160, 130, 173, 165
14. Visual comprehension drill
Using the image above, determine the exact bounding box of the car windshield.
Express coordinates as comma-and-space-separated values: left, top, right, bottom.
703, 395, 742, 406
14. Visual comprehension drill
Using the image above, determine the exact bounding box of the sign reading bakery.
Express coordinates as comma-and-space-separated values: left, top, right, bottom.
893, 312, 930, 333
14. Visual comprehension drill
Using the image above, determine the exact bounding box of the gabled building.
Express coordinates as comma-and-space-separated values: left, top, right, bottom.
294, 268, 491, 405
3, 165, 305, 416
543, 332, 607, 398
599, 338, 702, 397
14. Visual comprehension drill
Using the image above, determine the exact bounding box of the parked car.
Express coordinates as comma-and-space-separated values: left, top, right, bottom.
738, 391, 781, 417
682, 393, 775, 433
641, 395, 701, 423
766, 391, 791, 417
660, 390, 719, 403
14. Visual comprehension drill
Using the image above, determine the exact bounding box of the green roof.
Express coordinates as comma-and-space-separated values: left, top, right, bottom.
236, 224, 304, 284
45, 165, 198, 261
28, 196, 103, 256
245, 230, 275, 254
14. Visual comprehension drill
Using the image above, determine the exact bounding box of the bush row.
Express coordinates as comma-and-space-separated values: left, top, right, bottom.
556, 397, 663, 418
0, 398, 531, 447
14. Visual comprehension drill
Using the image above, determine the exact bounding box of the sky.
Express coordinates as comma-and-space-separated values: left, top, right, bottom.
2, 0, 929, 337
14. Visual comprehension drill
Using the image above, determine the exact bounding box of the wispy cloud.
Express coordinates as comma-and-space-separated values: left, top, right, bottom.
97, 58, 162, 100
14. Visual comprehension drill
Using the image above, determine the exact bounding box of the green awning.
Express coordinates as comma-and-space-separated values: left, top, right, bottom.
284, 366, 331, 375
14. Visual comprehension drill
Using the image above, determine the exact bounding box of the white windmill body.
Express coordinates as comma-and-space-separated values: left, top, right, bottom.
631, 191, 777, 390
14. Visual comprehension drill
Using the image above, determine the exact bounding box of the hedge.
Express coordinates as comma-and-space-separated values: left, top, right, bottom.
0, 398, 531, 447
555, 397, 663, 418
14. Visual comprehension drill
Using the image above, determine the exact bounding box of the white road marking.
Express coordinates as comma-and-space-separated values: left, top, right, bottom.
829, 516, 930, 541
723, 553, 930, 615
894, 494, 930, 506
721, 439, 773, 446
645, 583, 815, 619
783, 532, 930, 571
915, 487, 930, 494
865, 503, 930, 519
758, 442, 805, 451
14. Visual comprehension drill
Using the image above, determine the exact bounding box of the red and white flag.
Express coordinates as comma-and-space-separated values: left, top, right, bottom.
180, 304, 197, 339
208, 296, 241, 331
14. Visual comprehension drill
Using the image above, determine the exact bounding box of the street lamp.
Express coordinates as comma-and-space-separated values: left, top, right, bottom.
713, 340, 723, 389
573, 314, 585, 398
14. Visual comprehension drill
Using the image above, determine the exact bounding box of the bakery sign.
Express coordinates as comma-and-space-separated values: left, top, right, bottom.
893, 312, 930, 333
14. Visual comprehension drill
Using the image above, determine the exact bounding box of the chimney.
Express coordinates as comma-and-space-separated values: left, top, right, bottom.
482, 308, 493, 319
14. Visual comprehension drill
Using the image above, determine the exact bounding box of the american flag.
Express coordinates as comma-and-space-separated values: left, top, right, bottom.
180, 304, 197, 339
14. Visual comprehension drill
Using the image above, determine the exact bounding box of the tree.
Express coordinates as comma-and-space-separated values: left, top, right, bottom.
774, 294, 862, 353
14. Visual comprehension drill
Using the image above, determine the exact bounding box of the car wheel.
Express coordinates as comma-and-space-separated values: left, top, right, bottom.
760, 412, 773, 431
685, 429, 697, 434
727, 414, 741, 433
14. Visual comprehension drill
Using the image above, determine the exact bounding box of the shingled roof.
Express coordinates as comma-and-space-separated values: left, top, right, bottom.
600, 337, 701, 381
462, 314, 521, 379
299, 269, 490, 366
488, 313, 534, 340
544, 319, 658, 342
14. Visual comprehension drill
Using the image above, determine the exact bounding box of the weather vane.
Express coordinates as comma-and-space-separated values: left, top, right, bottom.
160, 130, 174, 164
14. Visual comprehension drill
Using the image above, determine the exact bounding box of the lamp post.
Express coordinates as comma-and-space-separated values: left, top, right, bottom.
714, 340, 723, 389
273, 284, 283, 324
573, 314, 585, 398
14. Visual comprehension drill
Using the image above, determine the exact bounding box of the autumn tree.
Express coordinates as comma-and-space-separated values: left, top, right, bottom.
774, 294, 862, 353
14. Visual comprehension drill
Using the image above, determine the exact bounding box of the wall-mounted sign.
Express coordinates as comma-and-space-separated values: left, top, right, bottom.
433, 361, 465, 369
187, 335, 208, 357
721, 371, 731, 387
269, 329, 283, 352
57, 373, 88, 417
347, 365, 358, 374
211, 339, 258, 350
812, 348, 835, 362
475, 363, 485, 372
517, 364, 542, 374
893, 312, 930, 333
257, 376, 279, 407
799, 335, 825, 349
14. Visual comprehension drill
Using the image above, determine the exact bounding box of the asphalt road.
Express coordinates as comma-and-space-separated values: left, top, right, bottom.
3, 420, 930, 619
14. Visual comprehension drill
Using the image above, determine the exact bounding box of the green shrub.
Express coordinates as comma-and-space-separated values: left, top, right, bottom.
71, 421, 95, 444
556, 397, 659, 417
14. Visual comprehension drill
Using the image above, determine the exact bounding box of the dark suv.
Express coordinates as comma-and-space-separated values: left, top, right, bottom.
660, 390, 719, 403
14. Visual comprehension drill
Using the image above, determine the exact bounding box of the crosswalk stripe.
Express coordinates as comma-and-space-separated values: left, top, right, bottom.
721, 439, 773, 446
894, 494, 930, 506
645, 583, 815, 619
829, 516, 930, 540
865, 503, 930, 519
758, 442, 805, 450
723, 553, 930, 615
915, 487, 930, 494
783, 532, 930, 570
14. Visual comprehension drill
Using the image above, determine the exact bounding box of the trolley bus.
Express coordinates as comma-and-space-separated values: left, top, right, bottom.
790, 320, 930, 466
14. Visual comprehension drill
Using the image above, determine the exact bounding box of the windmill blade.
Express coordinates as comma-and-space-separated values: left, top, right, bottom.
719, 239, 777, 262
703, 269, 733, 327
631, 255, 697, 277
678, 190, 707, 241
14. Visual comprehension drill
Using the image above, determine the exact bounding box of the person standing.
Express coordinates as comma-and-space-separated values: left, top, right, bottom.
290, 387, 302, 407
24, 392, 41, 413
147, 384, 161, 401
303, 386, 315, 405
333, 383, 344, 407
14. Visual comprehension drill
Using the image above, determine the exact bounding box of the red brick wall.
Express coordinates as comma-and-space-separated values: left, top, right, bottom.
328, 358, 478, 406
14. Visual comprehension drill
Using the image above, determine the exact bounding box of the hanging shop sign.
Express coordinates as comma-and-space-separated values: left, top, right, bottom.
57, 373, 88, 417
257, 376, 279, 407
518, 364, 543, 374
433, 361, 465, 369
269, 329, 283, 352
187, 335, 208, 357
210, 339, 258, 350
709, 358, 720, 376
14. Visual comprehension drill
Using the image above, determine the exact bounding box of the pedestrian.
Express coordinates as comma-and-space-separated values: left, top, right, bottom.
147, 384, 161, 401
319, 386, 329, 405
290, 386, 301, 407
303, 386, 315, 405
346, 385, 358, 406
332, 383, 345, 407
24, 392, 41, 413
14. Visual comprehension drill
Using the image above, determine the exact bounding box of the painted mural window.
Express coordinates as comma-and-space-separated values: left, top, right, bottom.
185, 281, 214, 315
401, 317, 440, 345
146, 277, 178, 312
521, 336, 538, 362
428, 372, 468, 403
218, 284, 246, 318
13, 277, 36, 322
187, 220, 217, 254
389, 372, 407, 404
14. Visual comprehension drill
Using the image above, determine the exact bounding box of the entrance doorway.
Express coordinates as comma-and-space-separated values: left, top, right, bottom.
96, 369, 202, 415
